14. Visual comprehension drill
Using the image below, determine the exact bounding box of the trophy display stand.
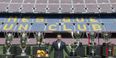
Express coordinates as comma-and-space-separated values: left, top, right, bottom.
91, 46, 101, 58
15, 46, 31, 58
88, 46, 101, 58
0, 54, 14, 58
95, 45, 101, 56
15, 46, 31, 55
88, 45, 96, 56
67, 56, 80, 58
15, 55, 30, 58
15, 50, 30, 58
88, 56, 101, 58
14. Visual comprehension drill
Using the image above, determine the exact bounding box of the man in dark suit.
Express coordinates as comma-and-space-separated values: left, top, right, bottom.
49, 34, 69, 58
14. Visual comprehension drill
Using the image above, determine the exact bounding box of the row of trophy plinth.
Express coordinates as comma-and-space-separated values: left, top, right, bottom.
1, 32, 113, 58
3, 32, 49, 58
70, 31, 112, 58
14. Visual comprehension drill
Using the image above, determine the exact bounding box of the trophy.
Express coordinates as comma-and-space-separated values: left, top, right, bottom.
71, 31, 82, 45
20, 32, 28, 56
70, 31, 82, 56
34, 32, 44, 45
86, 32, 97, 56
34, 32, 49, 58
102, 32, 111, 43
102, 32, 112, 57
5, 33, 13, 55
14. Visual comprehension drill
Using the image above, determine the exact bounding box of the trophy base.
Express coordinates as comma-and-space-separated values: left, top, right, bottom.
88, 56, 101, 58
101, 56, 116, 58
0, 54, 14, 58
108, 56, 116, 58
32, 55, 49, 58
67, 56, 80, 58
15, 55, 30, 58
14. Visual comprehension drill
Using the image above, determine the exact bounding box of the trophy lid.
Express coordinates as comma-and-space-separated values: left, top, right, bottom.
8, 33, 12, 37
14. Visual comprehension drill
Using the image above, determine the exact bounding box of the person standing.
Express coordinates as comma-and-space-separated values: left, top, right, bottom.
49, 34, 69, 58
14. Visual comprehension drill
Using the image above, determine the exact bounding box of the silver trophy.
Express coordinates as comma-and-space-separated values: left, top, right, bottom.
20, 33, 28, 56
5, 33, 13, 55
71, 31, 82, 44
102, 32, 112, 57
102, 32, 111, 43
34, 32, 44, 45
86, 32, 97, 56
70, 31, 82, 56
